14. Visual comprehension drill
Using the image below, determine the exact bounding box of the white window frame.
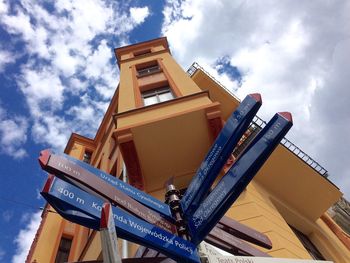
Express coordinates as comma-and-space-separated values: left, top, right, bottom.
141, 86, 174, 106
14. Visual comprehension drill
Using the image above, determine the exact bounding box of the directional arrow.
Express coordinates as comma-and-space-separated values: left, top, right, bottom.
39, 150, 176, 233
188, 112, 293, 244
181, 94, 262, 218
39, 149, 172, 219
218, 216, 272, 249
208, 226, 271, 257
41, 176, 200, 263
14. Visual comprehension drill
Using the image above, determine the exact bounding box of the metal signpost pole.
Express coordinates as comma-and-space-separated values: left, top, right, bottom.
165, 183, 188, 240
100, 202, 122, 263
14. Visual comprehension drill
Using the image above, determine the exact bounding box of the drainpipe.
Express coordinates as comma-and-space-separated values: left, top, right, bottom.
121, 162, 129, 258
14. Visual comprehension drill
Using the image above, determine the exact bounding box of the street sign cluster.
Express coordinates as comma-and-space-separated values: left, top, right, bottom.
38, 93, 293, 263
41, 176, 199, 263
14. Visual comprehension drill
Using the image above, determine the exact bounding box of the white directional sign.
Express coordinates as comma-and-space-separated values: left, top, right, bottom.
207, 255, 333, 263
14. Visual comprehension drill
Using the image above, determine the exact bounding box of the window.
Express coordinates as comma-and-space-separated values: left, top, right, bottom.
82, 151, 92, 164
136, 61, 161, 77
55, 237, 72, 263
290, 226, 326, 260
137, 65, 161, 77
141, 86, 174, 106
134, 48, 151, 57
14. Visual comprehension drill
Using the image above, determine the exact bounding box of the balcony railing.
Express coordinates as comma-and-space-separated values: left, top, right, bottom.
187, 62, 241, 102
187, 62, 328, 178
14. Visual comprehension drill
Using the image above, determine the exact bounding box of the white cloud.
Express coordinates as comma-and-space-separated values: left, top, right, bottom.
19, 67, 65, 110
310, 38, 350, 197
2, 9, 34, 40
50, 40, 83, 77
68, 104, 98, 123
12, 211, 41, 263
85, 40, 113, 79
130, 7, 150, 25
0, 1, 150, 152
31, 115, 71, 151
68, 78, 88, 95
55, 0, 114, 41
0, 49, 15, 71
162, 0, 350, 198
0, 0, 8, 14
0, 106, 28, 159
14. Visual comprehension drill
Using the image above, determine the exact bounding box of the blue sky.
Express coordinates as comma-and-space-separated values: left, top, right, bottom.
0, 0, 350, 262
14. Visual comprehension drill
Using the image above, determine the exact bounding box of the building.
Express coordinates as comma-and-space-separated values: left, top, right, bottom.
26, 37, 350, 262
328, 197, 350, 235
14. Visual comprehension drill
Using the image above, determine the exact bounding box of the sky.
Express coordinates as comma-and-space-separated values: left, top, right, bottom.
0, 0, 349, 262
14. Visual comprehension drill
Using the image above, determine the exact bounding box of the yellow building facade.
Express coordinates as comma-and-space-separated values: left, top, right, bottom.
27, 37, 350, 263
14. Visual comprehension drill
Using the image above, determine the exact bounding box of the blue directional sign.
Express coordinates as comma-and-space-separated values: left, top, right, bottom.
41, 176, 200, 263
188, 112, 293, 245
181, 94, 262, 218
41, 150, 172, 220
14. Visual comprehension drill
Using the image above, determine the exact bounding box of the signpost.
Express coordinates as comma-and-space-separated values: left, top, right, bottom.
204, 235, 239, 255
181, 94, 262, 218
188, 112, 293, 244
218, 216, 272, 249
198, 242, 223, 257
40, 149, 172, 219
37, 93, 298, 262
208, 227, 271, 257
100, 202, 122, 263
207, 255, 333, 263
39, 150, 176, 233
41, 176, 200, 263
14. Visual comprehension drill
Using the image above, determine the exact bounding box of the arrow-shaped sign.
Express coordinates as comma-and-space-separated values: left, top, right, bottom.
208, 226, 271, 257
41, 176, 200, 263
39, 150, 176, 233
181, 94, 262, 218
40, 149, 172, 219
218, 216, 272, 249
188, 112, 293, 244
